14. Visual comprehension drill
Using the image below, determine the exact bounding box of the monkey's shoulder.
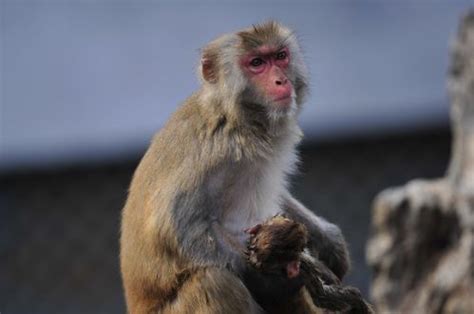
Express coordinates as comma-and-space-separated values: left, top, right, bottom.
151, 100, 273, 165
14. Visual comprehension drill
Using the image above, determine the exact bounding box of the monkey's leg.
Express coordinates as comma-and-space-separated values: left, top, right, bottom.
300, 255, 374, 314
161, 267, 262, 314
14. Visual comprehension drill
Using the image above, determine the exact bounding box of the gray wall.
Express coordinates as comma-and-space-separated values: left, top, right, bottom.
1, 0, 472, 169
0, 130, 451, 313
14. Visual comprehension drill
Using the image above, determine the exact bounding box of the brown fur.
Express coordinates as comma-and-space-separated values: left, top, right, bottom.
238, 21, 289, 50
246, 215, 308, 273
120, 21, 349, 314
120, 93, 265, 313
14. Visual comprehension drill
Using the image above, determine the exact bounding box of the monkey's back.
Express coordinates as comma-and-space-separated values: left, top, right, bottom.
120, 95, 215, 311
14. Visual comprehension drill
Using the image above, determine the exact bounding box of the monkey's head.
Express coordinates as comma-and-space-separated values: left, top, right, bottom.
200, 21, 309, 121
246, 215, 308, 279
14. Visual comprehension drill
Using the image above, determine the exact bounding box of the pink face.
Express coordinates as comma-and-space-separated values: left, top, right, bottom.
240, 46, 293, 106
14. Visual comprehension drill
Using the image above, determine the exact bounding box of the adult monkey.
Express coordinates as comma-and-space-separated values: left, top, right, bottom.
120, 21, 349, 313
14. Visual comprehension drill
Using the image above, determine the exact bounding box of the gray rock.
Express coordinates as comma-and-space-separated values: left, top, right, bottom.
367, 10, 474, 314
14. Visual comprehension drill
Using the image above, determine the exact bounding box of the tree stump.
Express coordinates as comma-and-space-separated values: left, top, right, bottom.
366, 10, 474, 314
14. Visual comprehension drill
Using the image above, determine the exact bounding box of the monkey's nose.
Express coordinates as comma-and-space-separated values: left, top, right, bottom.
275, 78, 288, 85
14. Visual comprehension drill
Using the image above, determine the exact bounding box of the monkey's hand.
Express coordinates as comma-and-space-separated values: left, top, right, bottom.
242, 215, 308, 302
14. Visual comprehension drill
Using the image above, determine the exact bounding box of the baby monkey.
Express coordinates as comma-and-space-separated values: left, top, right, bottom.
246, 215, 374, 314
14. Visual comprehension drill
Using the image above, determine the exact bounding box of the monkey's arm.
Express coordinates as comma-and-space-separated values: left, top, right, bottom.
172, 193, 246, 270
172, 192, 303, 302
282, 193, 350, 280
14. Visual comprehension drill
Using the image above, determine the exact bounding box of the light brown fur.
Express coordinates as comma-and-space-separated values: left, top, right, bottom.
120, 21, 348, 314
121, 94, 264, 312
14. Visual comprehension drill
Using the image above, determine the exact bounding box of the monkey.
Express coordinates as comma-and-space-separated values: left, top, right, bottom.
246, 215, 374, 314
120, 21, 350, 313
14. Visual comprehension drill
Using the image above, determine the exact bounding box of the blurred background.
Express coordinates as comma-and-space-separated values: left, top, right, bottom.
1, 1, 471, 313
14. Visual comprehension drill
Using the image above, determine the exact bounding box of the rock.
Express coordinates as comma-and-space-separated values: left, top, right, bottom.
366, 10, 474, 314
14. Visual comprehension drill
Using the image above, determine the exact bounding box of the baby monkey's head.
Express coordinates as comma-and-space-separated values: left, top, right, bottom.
246, 215, 308, 278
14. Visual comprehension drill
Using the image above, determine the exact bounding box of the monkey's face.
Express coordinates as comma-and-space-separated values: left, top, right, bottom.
240, 45, 295, 114
200, 22, 308, 116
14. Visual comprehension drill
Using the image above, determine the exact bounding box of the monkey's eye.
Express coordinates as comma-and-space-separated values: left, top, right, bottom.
276, 51, 287, 60
250, 58, 264, 67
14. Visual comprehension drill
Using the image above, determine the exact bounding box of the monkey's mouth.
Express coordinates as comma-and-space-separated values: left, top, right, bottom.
274, 95, 292, 102
272, 95, 293, 109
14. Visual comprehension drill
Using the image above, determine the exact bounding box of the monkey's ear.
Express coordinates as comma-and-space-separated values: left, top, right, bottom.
201, 57, 218, 83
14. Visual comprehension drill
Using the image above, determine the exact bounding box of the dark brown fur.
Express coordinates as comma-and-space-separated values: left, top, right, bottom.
246, 216, 374, 314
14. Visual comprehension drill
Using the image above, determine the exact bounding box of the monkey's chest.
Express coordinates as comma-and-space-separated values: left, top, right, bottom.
209, 166, 286, 234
